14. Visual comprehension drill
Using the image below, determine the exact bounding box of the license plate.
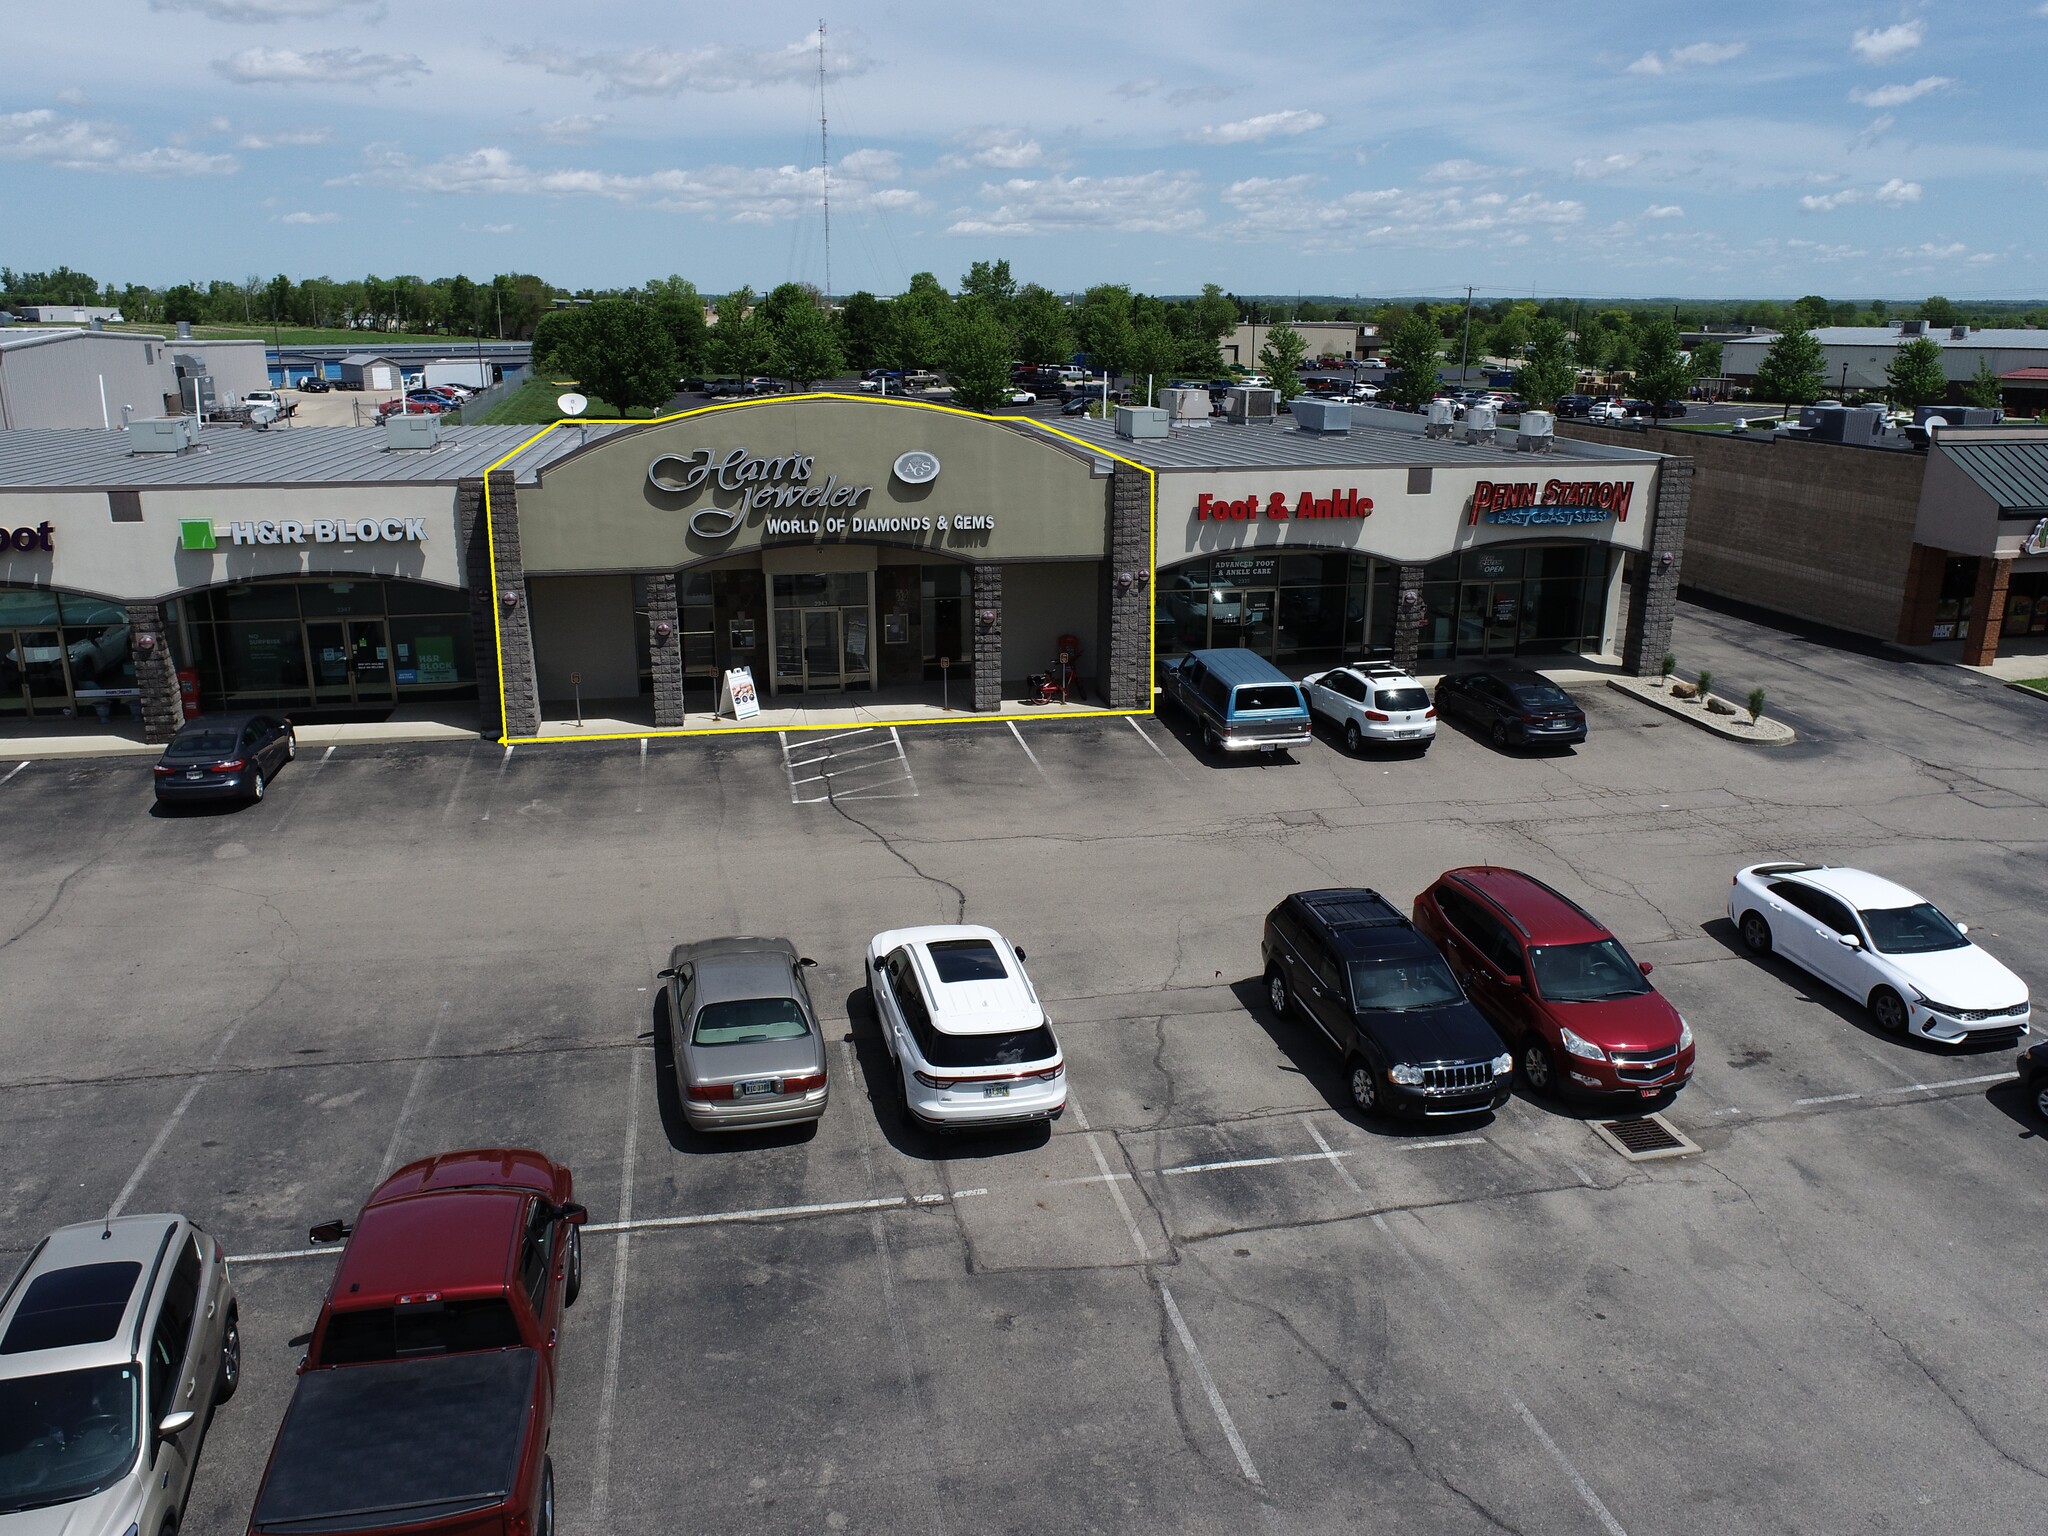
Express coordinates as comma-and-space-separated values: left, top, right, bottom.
981, 1084, 1011, 1099
185, 770, 203, 780
735, 1078, 778, 1098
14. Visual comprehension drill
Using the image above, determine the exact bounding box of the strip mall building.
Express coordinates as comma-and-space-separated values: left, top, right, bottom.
0, 397, 1688, 741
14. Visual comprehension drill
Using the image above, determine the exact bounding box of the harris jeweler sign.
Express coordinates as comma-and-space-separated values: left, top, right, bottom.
1469, 478, 1637, 526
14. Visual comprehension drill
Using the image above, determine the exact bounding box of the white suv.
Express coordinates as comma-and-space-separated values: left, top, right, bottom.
1301, 662, 1438, 752
1729, 862, 2031, 1044
866, 925, 1066, 1130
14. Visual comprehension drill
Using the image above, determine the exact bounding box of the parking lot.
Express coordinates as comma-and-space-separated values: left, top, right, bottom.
4, 602, 2045, 1536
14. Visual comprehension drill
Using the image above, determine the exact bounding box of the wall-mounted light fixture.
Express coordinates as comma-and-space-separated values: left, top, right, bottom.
654, 620, 674, 641
977, 609, 997, 631
501, 590, 521, 611
1658, 551, 1675, 572
136, 633, 157, 652
1115, 570, 1151, 595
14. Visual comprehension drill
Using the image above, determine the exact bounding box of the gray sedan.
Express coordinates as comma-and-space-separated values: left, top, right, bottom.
659, 937, 829, 1131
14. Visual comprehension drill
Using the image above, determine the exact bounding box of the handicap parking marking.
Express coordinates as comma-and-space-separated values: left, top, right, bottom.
781, 726, 918, 804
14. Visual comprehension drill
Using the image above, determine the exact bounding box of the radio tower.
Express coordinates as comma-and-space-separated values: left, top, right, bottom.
817, 18, 832, 307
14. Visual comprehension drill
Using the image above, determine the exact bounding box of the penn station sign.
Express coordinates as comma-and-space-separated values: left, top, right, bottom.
1469, 477, 1639, 527
647, 445, 993, 540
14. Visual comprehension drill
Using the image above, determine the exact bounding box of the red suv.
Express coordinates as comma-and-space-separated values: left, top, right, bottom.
1413, 867, 1694, 1102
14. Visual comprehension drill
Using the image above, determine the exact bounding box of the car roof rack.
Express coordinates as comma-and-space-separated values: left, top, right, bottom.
1301, 890, 1405, 930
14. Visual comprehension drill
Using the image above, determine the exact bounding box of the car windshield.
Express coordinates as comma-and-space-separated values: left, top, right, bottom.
169, 730, 238, 754
927, 939, 1008, 984
692, 997, 811, 1046
1375, 687, 1430, 712
1529, 939, 1652, 1002
1234, 685, 1303, 713
0, 1365, 141, 1515
1858, 902, 1970, 955
925, 1023, 1058, 1069
1505, 683, 1570, 708
1348, 953, 1464, 1011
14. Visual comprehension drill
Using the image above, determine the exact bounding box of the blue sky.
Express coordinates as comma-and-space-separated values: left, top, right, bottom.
3, 1, 2043, 299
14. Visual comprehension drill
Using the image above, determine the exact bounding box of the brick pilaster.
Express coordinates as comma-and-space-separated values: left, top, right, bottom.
456, 478, 499, 737
971, 563, 1002, 712
461, 470, 539, 738
1624, 457, 1692, 676
647, 572, 684, 727
1392, 563, 1426, 668
1100, 466, 1152, 708
126, 601, 184, 743
1963, 556, 2010, 666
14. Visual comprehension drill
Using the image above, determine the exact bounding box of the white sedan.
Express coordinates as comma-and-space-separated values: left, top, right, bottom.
1301, 663, 1437, 752
1728, 862, 2030, 1044
866, 924, 1066, 1130
1005, 389, 1037, 405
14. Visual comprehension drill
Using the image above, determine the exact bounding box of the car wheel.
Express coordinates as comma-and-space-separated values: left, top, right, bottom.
1344, 720, 1362, 753
1490, 721, 1510, 750
1266, 967, 1291, 1019
249, 770, 265, 802
1202, 725, 1221, 754
1347, 1057, 1382, 1117
563, 1226, 583, 1308
1739, 911, 1772, 956
214, 1304, 241, 1402
1869, 986, 1909, 1035
2034, 1079, 2048, 1122
536, 1457, 556, 1536
1521, 1040, 1559, 1096
285, 731, 297, 761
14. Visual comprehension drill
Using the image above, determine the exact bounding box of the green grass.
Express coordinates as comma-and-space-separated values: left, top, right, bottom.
458, 375, 665, 426
2015, 677, 2048, 695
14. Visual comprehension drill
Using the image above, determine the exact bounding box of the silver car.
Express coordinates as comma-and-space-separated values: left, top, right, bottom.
0, 1215, 240, 1536
660, 937, 829, 1131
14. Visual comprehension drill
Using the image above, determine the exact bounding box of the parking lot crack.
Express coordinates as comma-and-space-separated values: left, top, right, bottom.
827, 801, 966, 921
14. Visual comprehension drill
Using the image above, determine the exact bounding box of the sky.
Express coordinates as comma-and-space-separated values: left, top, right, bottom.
3, 1, 2044, 301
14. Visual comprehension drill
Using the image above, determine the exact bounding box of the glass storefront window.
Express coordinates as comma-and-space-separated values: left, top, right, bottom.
388, 616, 475, 691
221, 621, 311, 698
0, 590, 62, 626
1463, 547, 1524, 581
300, 581, 385, 617
1418, 583, 1460, 660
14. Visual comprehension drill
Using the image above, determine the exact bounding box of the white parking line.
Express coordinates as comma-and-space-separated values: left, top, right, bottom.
0, 761, 27, 786
1007, 720, 1049, 779
1159, 1283, 1263, 1487
635, 737, 647, 813
1125, 716, 1189, 781
1794, 1092, 1861, 1106
479, 743, 513, 821
1066, 1097, 1150, 1260
109, 1020, 244, 1219
1304, 1120, 1363, 1195
1898, 1070, 2014, 1094
589, 1195, 911, 1233
588, 1036, 644, 1533
377, 1002, 448, 1177
1791, 1071, 2014, 1109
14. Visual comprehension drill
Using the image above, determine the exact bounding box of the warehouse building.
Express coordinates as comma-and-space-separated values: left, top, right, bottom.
1721, 322, 2048, 400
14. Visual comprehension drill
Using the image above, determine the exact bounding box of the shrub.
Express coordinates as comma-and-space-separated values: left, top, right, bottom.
1747, 686, 1767, 722
1660, 652, 1676, 682
1695, 669, 1714, 700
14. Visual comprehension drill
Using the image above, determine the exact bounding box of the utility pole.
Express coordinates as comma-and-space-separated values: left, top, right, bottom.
1458, 285, 1475, 379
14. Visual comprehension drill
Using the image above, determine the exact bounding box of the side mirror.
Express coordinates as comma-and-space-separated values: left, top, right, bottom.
798, 956, 817, 968
287, 1332, 313, 1349
1013, 946, 1027, 960
656, 966, 679, 980
1501, 971, 1524, 991
1956, 922, 1969, 936
871, 955, 886, 972
558, 1202, 588, 1226
157, 1410, 196, 1438
1639, 961, 1654, 976
306, 1219, 351, 1244
1836, 932, 1861, 949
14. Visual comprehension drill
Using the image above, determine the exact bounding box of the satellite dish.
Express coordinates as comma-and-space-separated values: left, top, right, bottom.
557, 393, 589, 417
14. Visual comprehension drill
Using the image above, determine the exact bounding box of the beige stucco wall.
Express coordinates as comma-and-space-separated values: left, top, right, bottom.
515, 398, 1112, 574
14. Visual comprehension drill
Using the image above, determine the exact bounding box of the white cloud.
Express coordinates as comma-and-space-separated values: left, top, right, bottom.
1895, 240, 1966, 261
237, 128, 331, 148
531, 114, 610, 144
937, 130, 1045, 172
506, 30, 865, 97
1643, 204, 1685, 219
55, 87, 86, 106
214, 47, 426, 85
837, 147, 902, 180
1799, 177, 1921, 212
1628, 41, 1746, 74
1850, 113, 1895, 150
1421, 158, 1517, 182
481, 223, 516, 234
280, 210, 339, 224
1850, 75, 1953, 107
1213, 175, 1581, 250
1851, 21, 1925, 62
1189, 110, 1323, 144
1873, 176, 1922, 204
151, 0, 380, 19
1571, 152, 1641, 180
0, 108, 237, 175
946, 170, 1205, 235
1113, 78, 1159, 100
1800, 187, 1861, 212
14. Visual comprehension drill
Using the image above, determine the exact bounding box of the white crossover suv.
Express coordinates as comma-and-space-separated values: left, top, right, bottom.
1728, 862, 2031, 1044
1301, 662, 1438, 753
865, 924, 1066, 1130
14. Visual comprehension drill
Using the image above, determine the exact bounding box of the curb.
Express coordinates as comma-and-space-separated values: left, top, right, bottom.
1606, 678, 1796, 745
2006, 680, 2048, 703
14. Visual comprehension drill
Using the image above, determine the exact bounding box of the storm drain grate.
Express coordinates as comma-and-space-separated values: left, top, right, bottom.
1589, 1113, 1698, 1162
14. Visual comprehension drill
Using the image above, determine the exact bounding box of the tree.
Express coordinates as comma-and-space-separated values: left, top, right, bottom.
563, 298, 679, 412
1188, 283, 1237, 349
836, 291, 891, 370
944, 300, 1015, 411
1885, 335, 1947, 408
1257, 322, 1309, 402
1074, 285, 1137, 380
530, 308, 585, 371
1753, 329, 1827, 411
162, 284, 204, 324
1632, 318, 1696, 419
1919, 295, 1958, 328
1385, 314, 1444, 408
959, 259, 1017, 320
1791, 294, 1832, 332
888, 273, 954, 372
1009, 284, 1071, 365
1964, 355, 2003, 411
645, 275, 709, 373
1129, 321, 1183, 405
761, 283, 843, 389
1515, 318, 1577, 409
709, 287, 768, 376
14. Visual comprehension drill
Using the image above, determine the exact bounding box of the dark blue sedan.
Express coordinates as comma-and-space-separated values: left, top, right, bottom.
153, 712, 296, 806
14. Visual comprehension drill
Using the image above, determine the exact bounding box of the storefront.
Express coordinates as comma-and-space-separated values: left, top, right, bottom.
1897, 427, 2048, 665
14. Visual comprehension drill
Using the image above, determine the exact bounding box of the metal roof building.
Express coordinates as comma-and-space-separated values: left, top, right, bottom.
1720, 323, 2048, 394
0, 329, 178, 430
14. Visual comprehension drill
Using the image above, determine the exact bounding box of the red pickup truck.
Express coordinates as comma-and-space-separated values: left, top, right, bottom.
246, 1148, 586, 1536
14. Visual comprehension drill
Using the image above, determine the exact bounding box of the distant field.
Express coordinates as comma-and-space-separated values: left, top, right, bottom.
459, 375, 663, 426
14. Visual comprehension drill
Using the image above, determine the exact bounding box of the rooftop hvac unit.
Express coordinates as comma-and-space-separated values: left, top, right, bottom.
128, 416, 200, 454
1900, 320, 1925, 337
1806, 406, 1881, 446
1291, 398, 1351, 434
1225, 387, 1277, 423
1425, 398, 1456, 439
384, 412, 443, 450
1516, 410, 1556, 452
1462, 404, 1497, 444
1950, 326, 1970, 340
1158, 386, 1211, 420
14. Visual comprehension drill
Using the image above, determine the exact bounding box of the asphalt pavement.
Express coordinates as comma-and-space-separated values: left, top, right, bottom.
2, 600, 2044, 1536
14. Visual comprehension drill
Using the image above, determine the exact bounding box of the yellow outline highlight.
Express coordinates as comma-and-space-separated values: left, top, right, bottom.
479, 392, 1157, 746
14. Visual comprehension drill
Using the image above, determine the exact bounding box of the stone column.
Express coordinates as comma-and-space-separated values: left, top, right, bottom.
126, 601, 184, 743
646, 572, 685, 727
1963, 556, 2010, 666
1894, 542, 1949, 645
1391, 564, 1427, 668
1623, 456, 1692, 676
1098, 466, 1153, 709
971, 563, 1003, 712
455, 478, 500, 738
458, 470, 540, 739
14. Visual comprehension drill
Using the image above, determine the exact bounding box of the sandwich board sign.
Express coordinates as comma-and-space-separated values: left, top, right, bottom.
719, 666, 761, 721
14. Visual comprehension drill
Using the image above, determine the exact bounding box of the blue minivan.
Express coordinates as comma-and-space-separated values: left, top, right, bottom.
1162, 649, 1313, 755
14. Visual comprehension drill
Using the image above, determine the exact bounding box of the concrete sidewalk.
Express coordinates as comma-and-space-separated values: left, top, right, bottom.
1887, 634, 2048, 684
0, 704, 483, 760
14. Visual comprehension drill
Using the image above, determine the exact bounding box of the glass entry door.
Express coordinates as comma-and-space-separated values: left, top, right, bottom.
802, 609, 842, 691
0, 630, 75, 716
306, 619, 394, 703
769, 571, 874, 695
1457, 584, 1519, 656
348, 621, 392, 700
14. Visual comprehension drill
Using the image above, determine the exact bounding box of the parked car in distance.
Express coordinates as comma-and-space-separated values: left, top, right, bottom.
1728, 863, 2031, 1044
1301, 661, 1436, 753
247, 1149, 584, 1536
153, 712, 295, 805
1263, 888, 1513, 1118
0, 1215, 240, 1536
1414, 867, 1694, 1101
1162, 648, 1312, 756
866, 925, 1066, 1131
1554, 394, 1594, 418
1004, 389, 1037, 405
658, 937, 828, 1132
296, 375, 331, 393
1060, 395, 1091, 415
2018, 1037, 2048, 1121
403, 390, 452, 411
1434, 671, 1588, 751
